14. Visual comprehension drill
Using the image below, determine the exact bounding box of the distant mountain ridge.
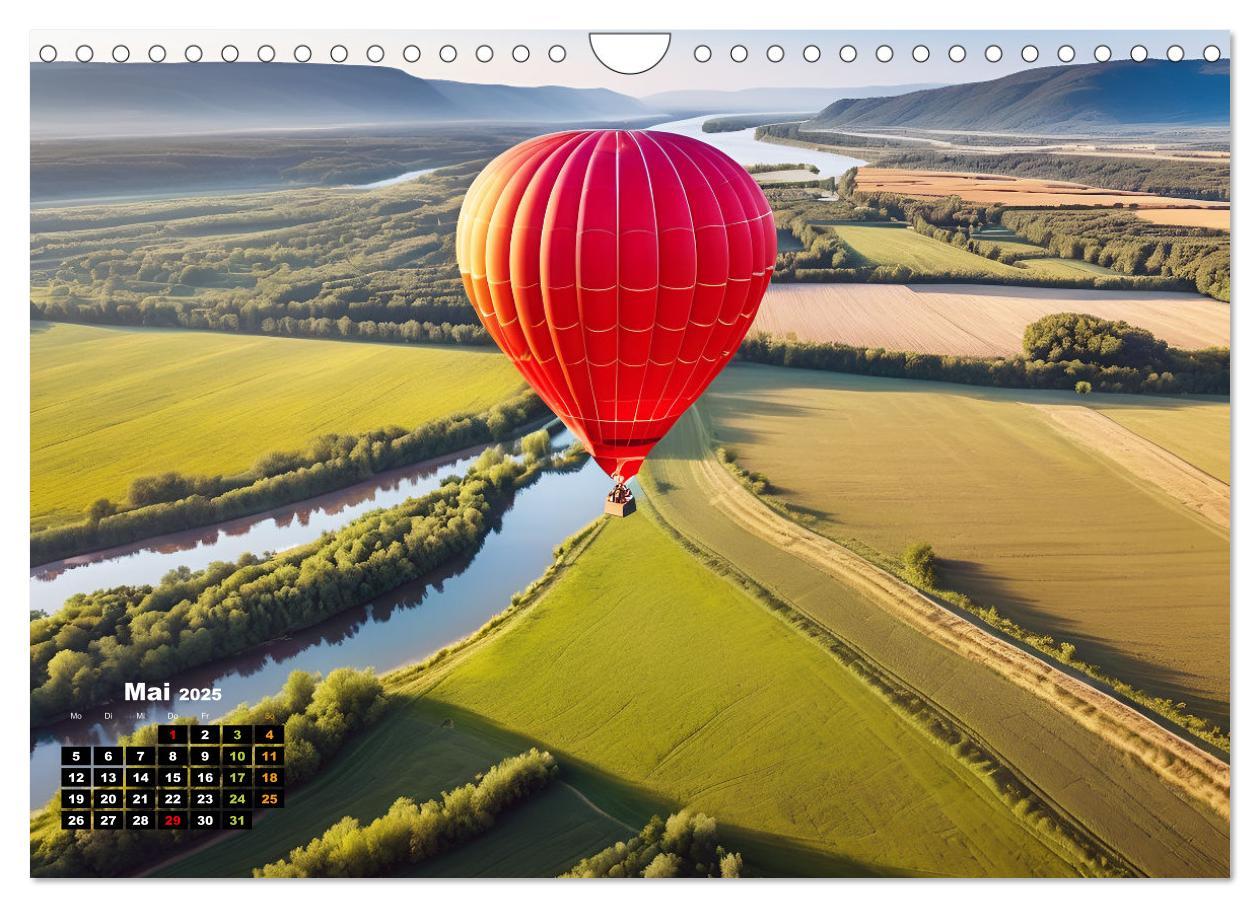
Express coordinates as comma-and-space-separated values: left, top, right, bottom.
643, 84, 944, 115
30, 63, 653, 137
808, 60, 1230, 132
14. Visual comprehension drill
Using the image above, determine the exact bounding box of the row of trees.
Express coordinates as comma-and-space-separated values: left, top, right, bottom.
31, 442, 561, 723
31, 301, 490, 347
31, 389, 546, 564
31, 668, 387, 877
254, 749, 558, 877
562, 810, 743, 878
738, 319, 1230, 395
998, 209, 1230, 301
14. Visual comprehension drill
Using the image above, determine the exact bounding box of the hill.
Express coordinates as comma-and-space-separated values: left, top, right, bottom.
808, 60, 1229, 132
30, 63, 651, 137
643, 83, 941, 115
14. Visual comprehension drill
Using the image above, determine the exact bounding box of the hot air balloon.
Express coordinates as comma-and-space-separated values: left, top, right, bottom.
456, 129, 776, 512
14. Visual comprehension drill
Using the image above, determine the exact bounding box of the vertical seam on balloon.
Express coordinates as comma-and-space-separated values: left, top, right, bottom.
649, 132, 728, 427
507, 139, 586, 421
623, 130, 660, 465
685, 142, 758, 399
637, 130, 702, 428
613, 131, 621, 470
540, 132, 604, 449
572, 132, 610, 449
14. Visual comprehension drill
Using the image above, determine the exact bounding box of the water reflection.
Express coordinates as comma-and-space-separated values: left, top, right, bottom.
31, 442, 496, 613
31, 457, 611, 803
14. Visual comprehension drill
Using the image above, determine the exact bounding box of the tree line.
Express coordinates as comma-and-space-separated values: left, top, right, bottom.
738, 314, 1229, 396
31, 668, 386, 877
254, 749, 558, 877
31, 440, 569, 723
562, 810, 743, 878
31, 388, 546, 565
998, 208, 1230, 302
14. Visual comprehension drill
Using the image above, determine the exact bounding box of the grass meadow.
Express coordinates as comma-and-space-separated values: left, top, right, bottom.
398, 514, 1084, 877
697, 365, 1229, 729
153, 701, 626, 878
826, 223, 1026, 277
30, 322, 523, 530
825, 222, 1119, 282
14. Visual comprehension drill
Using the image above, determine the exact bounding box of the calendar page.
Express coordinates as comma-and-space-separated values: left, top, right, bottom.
27, 27, 1230, 880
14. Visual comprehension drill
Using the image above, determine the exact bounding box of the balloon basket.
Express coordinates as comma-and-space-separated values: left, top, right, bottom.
604, 484, 636, 518
604, 497, 636, 518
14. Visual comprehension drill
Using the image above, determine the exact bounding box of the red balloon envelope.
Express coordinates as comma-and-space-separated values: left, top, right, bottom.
456, 129, 776, 485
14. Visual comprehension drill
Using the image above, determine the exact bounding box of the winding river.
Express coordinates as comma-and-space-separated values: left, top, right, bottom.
651, 114, 866, 179
29, 435, 611, 803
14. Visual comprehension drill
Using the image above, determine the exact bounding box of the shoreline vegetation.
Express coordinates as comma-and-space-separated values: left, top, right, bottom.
30, 437, 584, 725
30, 667, 388, 877
30, 387, 544, 565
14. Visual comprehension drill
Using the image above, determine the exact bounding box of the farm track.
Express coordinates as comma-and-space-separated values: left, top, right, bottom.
1030, 405, 1230, 530
644, 409, 1230, 876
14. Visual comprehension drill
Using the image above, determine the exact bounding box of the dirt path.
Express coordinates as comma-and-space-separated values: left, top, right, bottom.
1031, 405, 1229, 530
655, 410, 1224, 831
561, 782, 636, 834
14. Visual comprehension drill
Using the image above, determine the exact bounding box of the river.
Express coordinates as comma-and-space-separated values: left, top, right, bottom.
29, 436, 612, 803
651, 114, 866, 179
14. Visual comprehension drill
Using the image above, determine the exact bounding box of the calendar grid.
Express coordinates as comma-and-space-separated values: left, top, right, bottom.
60, 724, 284, 832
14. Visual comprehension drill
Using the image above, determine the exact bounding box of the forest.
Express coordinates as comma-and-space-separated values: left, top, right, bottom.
30, 162, 488, 344
999, 209, 1230, 301
31, 387, 544, 564
31, 668, 386, 877
30, 440, 576, 723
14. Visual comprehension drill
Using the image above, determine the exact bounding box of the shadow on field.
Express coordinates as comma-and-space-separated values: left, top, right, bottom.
938, 557, 1230, 739
406, 699, 902, 878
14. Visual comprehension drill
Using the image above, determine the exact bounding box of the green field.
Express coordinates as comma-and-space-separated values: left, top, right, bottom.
154, 700, 628, 878
832, 222, 1117, 281
827, 223, 1028, 277
30, 322, 523, 530
397, 514, 1088, 877
697, 365, 1229, 728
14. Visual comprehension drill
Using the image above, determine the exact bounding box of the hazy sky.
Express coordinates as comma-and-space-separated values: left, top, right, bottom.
31, 29, 1231, 96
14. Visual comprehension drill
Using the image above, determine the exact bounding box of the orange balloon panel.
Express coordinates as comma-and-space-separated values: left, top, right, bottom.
456, 129, 776, 482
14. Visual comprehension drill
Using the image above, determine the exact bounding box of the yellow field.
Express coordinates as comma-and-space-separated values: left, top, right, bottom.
1093, 399, 1231, 482
1134, 208, 1232, 230
698, 365, 1230, 728
30, 322, 523, 529
855, 168, 1231, 229
752, 283, 1230, 355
